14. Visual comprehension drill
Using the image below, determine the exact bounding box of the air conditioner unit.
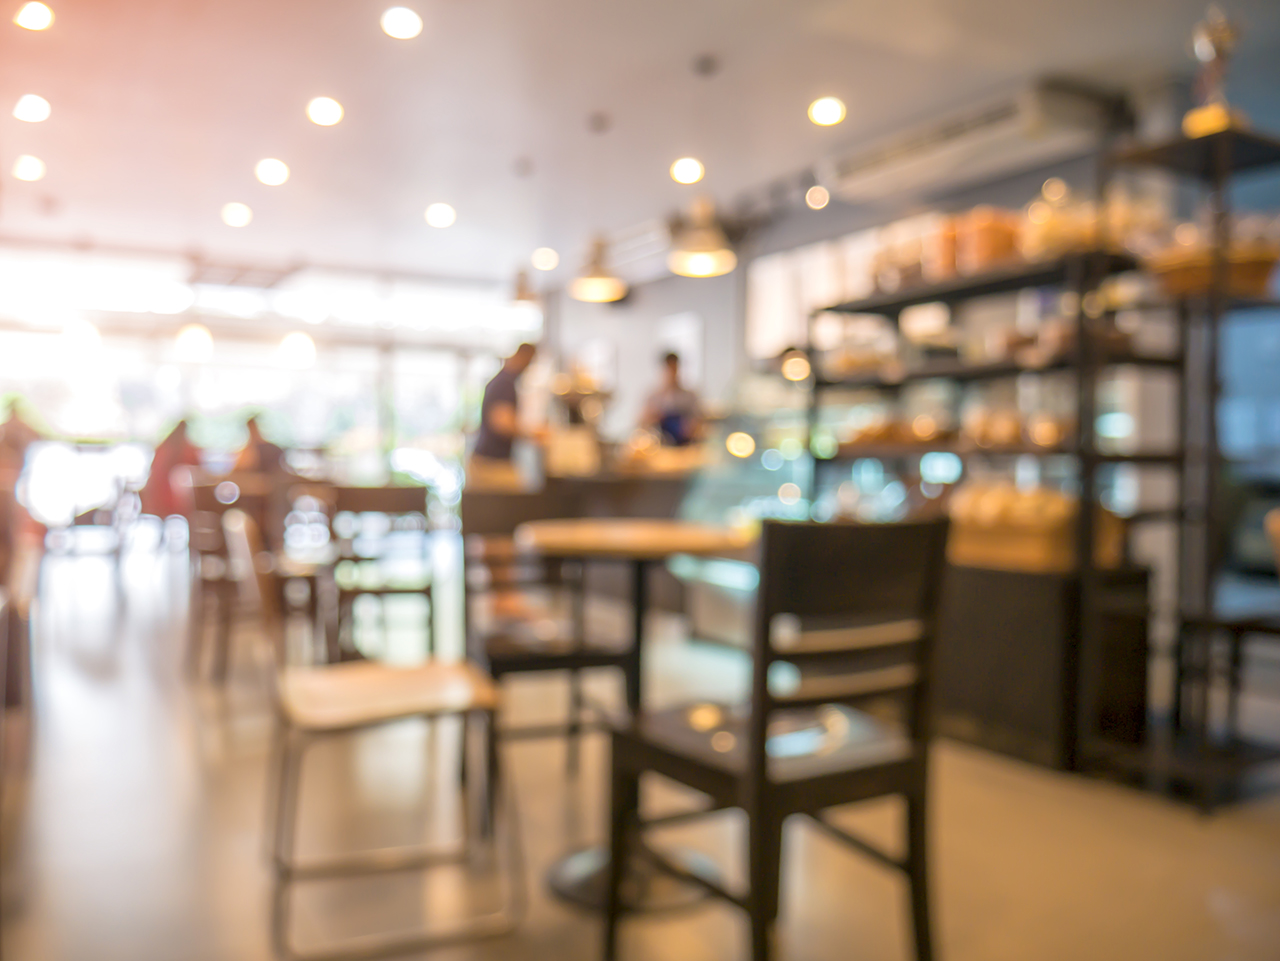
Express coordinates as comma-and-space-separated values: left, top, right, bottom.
821, 81, 1117, 203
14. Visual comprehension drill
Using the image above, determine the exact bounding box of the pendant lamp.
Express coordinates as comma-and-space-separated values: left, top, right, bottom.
569, 238, 628, 303
667, 196, 737, 278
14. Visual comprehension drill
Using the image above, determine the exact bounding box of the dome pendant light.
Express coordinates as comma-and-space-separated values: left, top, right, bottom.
667, 197, 737, 278
569, 238, 628, 303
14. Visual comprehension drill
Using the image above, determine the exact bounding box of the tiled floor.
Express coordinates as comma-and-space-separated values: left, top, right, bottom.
3, 538, 1280, 960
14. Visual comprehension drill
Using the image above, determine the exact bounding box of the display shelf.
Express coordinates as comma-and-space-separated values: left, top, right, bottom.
818, 252, 1138, 317
1110, 128, 1280, 181
822, 443, 1181, 464
813, 349, 1180, 390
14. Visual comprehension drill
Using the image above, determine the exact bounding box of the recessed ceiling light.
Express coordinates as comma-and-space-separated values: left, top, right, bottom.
306, 97, 343, 126
425, 203, 456, 228
808, 96, 846, 126
13, 2, 53, 30
531, 247, 559, 271
805, 185, 830, 210
12, 154, 46, 181
255, 158, 289, 186
221, 202, 253, 227
381, 6, 423, 39
13, 94, 51, 123
175, 324, 214, 364
277, 331, 317, 369
670, 157, 705, 185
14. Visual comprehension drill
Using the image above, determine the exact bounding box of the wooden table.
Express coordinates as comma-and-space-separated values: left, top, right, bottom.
514, 518, 754, 912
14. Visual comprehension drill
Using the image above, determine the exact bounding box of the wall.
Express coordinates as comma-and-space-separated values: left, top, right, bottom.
549, 270, 743, 441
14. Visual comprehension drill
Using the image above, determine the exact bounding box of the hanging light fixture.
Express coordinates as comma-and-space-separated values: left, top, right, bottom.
667, 197, 737, 278
569, 238, 627, 303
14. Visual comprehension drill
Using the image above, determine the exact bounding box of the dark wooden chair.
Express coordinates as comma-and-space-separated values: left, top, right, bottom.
327, 484, 433, 658
184, 478, 240, 680
603, 518, 950, 961
461, 489, 630, 774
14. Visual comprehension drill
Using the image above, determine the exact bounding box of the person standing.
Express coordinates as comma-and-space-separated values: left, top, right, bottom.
641, 352, 703, 446
468, 343, 540, 489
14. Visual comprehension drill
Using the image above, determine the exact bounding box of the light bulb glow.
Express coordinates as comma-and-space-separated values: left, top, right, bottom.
670, 157, 705, 185
221, 202, 253, 227
805, 185, 830, 210
781, 353, 812, 382
531, 247, 559, 271
667, 248, 737, 279
14, 2, 53, 30
13, 94, 51, 123
255, 158, 290, 186
425, 203, 456, 227
726, 432, 756, 458
778, 483, 802, 505
808, 96, 846, 126
12, 154, 46, 181
175, 323, 214, 363
306, 97, 344, 126
381, 6, 423, 39
277, 331, 316, 369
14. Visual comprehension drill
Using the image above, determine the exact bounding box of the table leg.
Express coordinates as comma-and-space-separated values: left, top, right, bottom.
546, 557, 718, 913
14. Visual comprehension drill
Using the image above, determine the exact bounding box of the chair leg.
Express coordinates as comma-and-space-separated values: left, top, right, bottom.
905, 791, 934, 961
566, 669, 582, 778
603, 758, 638, 961
262, 720, 286, 861
273, 731, 306, 873
213, 581, 234, 683
186, 579, 205, 677
482, 709, 500, 840
747, 810, 783, 961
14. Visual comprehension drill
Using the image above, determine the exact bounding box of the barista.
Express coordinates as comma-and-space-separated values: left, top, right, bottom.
641, 352, 703, 446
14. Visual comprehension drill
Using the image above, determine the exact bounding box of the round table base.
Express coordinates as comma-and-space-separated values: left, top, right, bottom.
546, 845, 721, 913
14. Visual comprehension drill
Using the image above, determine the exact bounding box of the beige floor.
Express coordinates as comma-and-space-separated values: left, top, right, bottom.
3, 539, 1280, 961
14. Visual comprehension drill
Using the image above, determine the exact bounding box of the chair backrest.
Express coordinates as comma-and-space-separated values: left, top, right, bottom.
458, 488, 576, 537
222, 508, 285, 666
747, 518, 950, 780
333, 484, 427, 516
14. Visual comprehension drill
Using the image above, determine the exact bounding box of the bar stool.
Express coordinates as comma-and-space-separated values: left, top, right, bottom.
602, 518, 949, 961
223, 510, 526, 961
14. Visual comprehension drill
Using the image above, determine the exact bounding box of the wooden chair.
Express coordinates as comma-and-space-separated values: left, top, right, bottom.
328, 485, 433, 658
603, 518, 950, 961
461, 489, 629, 775
183, 479, 240, 681
222, 510, 525, 961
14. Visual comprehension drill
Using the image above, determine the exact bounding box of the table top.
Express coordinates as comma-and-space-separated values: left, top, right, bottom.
514, 518, 754, 560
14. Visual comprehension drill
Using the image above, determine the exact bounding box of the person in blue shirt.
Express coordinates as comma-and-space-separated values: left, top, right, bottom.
469, 343, 539, 488
641, 352, 703, 446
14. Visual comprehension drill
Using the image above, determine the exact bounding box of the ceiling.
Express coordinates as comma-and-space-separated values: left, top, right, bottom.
1, 0, 1278, 286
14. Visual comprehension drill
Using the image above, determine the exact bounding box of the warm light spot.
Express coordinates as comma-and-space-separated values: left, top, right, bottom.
13, 94, 50, 123
1042, 177, 1068, 204
711, 731, 736, 753
1174, 223, 1198, 246
255, 158, 290, 185
687, 704, 723, 732
12, 154, 45, 181
221, 202, 253, 227
425, 202, 456, 228
1027, 200, 1052, 225
781, 353, 811, 382
380, 6, 423, 39
531, 247, 559, 271
805, 185, 830, 209
670, 157, 705, 185
175, 323, 214, 363
726, 432, 756, 458
306, 96, 344, 126
277, 331, 317, 369
808, 96, 846, 126
13, 2, 53, 30
911, 414, 939, 441
777, 482, 802, 505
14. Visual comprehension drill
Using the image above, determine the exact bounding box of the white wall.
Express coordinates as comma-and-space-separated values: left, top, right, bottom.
549, 271, 743, 441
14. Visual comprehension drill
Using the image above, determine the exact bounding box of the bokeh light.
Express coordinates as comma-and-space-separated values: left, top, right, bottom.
306, 97, 344, 126
13, 94, 51, 123
670, 157, 705, 185
12, 154, 46, 181
381, 7, 423, 39
255, 158, 290, 185
531, 247, 559, 271
726, 432, 756, 458
13, 2, 54, 30
808, 96, 846, 126
805, 185, 830, 210
425, 203, 456, 228
221, 202, 253, 227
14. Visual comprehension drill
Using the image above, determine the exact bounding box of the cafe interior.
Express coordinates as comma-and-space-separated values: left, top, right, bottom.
2, 1, 1280, 959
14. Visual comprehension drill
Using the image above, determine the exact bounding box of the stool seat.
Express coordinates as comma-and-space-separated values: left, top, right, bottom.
280, 660, 497, 732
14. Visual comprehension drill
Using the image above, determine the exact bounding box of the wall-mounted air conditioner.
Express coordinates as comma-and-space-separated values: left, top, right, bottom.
820, 80, 1119, 203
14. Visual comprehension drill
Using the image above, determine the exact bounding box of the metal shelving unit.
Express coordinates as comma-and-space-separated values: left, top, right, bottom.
806, 250, 1172, 771
1099, 127, 1280, 809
